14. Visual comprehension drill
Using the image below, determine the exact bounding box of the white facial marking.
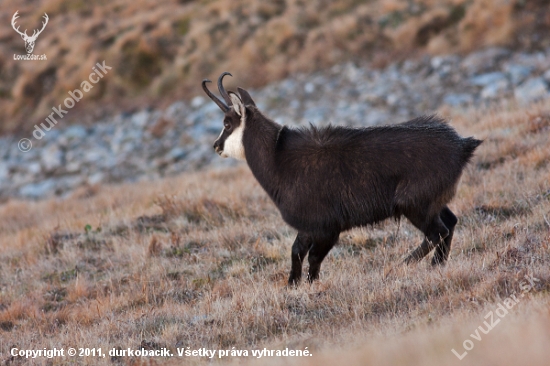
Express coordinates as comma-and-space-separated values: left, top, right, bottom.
215, 127, 225, 146
221, 94, 246, 161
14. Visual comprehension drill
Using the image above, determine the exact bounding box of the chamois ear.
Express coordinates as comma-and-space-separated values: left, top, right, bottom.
229, 92, 245, 117
237, 87, 256, 107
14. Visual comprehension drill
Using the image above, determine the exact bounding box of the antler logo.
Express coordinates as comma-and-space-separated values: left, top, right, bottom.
11, 11, 49, 54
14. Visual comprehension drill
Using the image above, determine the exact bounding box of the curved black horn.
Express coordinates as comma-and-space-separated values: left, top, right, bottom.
217, 72, 233, 106
202, 79, 229, 112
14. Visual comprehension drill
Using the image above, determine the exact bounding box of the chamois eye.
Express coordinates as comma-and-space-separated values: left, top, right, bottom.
224, 122, 231, 130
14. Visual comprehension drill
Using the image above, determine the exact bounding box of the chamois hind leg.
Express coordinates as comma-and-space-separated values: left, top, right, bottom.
431, 206, 457, 265
307, 232, 339, 283
288, 232, 313, 286
404, 211, 449, 264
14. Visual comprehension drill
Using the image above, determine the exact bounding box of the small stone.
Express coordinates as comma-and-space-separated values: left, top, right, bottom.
303, 107, 329, 125
64, 125, 87, 140
481, 79, 509, 99
65, 161, 81, 173
289, 100, 300, 109
470, 72, 507, 87
364, 109, 390, 126
131, 110, 150, 128
504, 64, 533, 85
431, 56, 444, 70
386, 94, 399, 106
19, 179, 56, 199
167, 147, 187, 161
462, 47, 510, 74
514, 77, 549, 104
165, 101, 187, 121
41, 144, 63, 173
56, 176, 84, 193
191, 96, 205, 108
83, 149, 105, 164
443, 93, 474, 106
0, 165, 8, 184
87, 172, 104, 185
27, 162, 42, 175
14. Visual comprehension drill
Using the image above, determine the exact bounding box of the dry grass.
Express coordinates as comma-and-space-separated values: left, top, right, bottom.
1, 100, 550, 365
1, 0, 549, 133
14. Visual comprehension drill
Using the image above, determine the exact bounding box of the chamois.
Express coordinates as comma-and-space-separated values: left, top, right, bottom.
202, 72, 482, 285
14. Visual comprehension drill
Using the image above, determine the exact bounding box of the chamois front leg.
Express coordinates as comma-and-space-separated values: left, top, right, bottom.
288, 232, 313, 286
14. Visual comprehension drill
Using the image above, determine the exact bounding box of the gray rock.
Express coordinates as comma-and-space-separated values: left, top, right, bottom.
27, 162, 42, 175
204, 102, 223, 116
165, 101, 188, 121
304, 82, 315, 94
191, 96, 205, 109
431, 55, 459, 76
87, 172, 104, 185
131, 110, 150, 128
443, 93, 474, 107
364, 109, 391, 126
514, 77, 549, 104
64, 125, 87, 140
19, 179, 56, 199
65, 161, 81, 173
41, 144, 63, 173
0, 164, 8, 184
11, 172, 33, 187
386, 93, 399, 106
462, 47, 510, 74
303, 107, 329, 125
188, 124, 208, 141
481, 79, 510, 99
470, 72, 508, 87
56, 175, 84, 193
167, 147, 187, 161
504, 64, 533, 85
83, 149, 106, 164
430, 56, 445, 70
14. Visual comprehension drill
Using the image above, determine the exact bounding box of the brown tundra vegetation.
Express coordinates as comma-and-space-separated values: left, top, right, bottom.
1, 100, 550, 365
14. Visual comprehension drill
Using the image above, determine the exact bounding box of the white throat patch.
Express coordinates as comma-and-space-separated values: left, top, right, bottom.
221, 94, 246, 161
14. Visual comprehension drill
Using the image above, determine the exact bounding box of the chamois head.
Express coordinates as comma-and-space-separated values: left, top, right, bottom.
202, 72, 256, 161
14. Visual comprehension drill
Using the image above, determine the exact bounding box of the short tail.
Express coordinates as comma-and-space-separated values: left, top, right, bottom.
462, 137, 483, 164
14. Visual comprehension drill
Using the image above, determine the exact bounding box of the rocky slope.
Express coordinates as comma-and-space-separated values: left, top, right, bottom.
1, 0, 548, 134
1, 47, 550, 200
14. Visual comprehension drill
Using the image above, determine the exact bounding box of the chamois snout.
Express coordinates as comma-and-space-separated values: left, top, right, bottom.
213, 139, 223, 155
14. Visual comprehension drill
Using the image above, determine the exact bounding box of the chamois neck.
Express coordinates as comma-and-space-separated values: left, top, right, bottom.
242, 109, 283, 196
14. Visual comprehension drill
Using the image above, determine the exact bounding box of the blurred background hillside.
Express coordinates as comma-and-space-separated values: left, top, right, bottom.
1, 0, 549, 135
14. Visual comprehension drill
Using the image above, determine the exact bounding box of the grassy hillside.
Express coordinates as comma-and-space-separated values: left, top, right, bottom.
1, 0, 549, 134
1, 100, 549, 364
